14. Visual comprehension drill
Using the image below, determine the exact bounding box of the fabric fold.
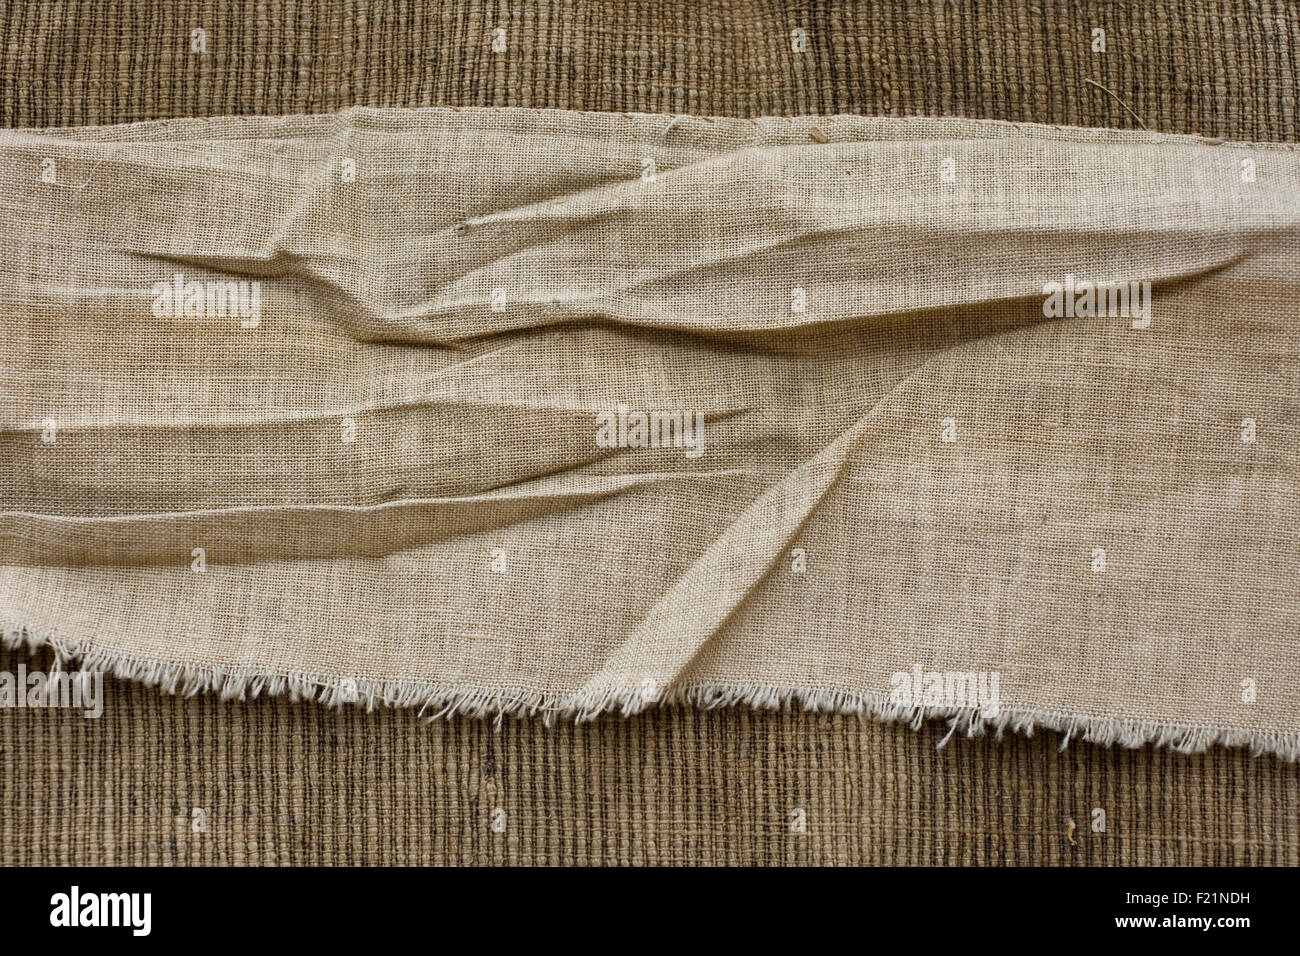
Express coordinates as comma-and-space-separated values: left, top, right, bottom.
1, 108, 1297, 756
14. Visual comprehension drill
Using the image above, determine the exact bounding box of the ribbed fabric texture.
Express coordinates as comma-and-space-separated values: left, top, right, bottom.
1, 0, 1297, 867
1, 646, 1296, 865
0, 0, 1295, 141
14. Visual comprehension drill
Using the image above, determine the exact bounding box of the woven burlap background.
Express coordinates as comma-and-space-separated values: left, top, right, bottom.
2, 0, 1298, 865
3, 644, 1297, 865
1, 0, 1297, 140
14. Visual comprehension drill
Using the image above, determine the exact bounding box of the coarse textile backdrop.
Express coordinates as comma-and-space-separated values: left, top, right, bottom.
1, 0, 1297, 865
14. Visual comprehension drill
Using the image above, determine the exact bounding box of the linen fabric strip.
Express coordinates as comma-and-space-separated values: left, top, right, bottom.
1, 108, 1297, 755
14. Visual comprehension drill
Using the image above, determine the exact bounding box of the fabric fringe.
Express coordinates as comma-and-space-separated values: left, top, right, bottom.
4, 621, 1295, 761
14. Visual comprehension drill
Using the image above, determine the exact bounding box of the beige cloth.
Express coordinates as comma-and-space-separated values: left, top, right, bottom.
1, 108, 1297, 756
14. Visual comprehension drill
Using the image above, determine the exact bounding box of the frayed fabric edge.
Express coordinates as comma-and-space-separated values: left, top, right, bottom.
4, 621, 1296, 761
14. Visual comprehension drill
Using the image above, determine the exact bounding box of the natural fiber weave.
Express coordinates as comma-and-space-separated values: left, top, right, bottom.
2, 0, 1298, 868
2, 645, 1297, 866
1, 0, 1296, 142
4, 107, 1298, 755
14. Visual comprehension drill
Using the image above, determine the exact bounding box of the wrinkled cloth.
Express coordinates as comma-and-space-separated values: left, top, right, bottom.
1, 108, 1297, 754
